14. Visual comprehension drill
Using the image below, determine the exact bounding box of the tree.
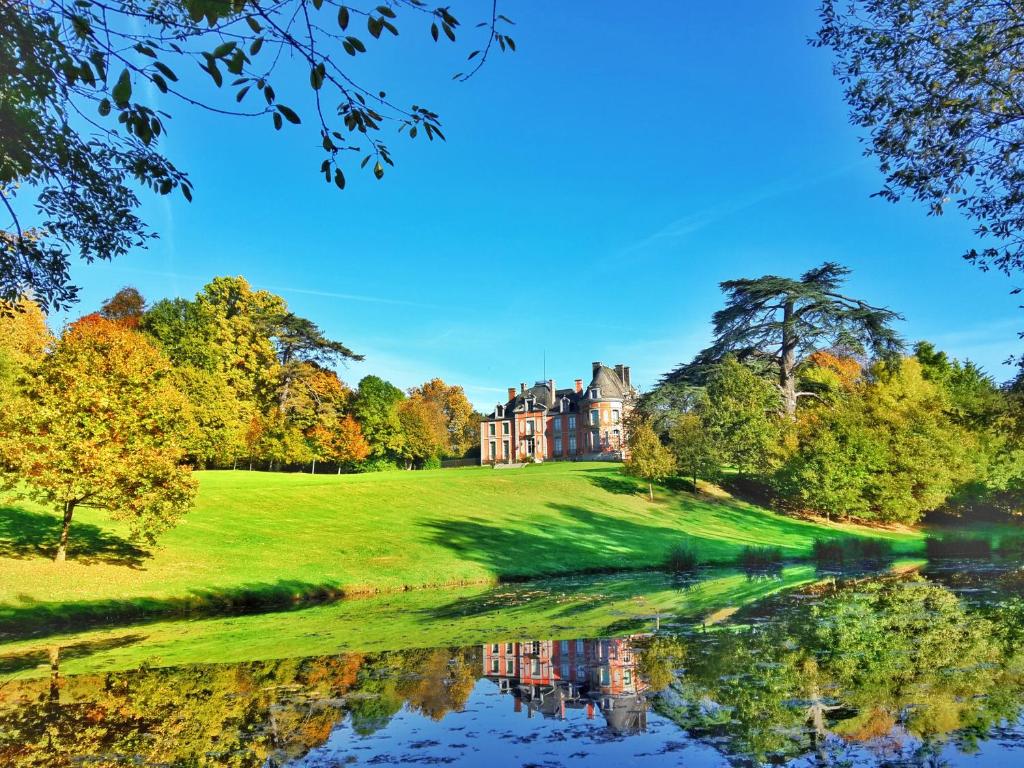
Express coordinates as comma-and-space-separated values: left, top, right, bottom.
701, 358, 784, 476
273, 313, 361, 414
665, 263, 903, 418
329, 414, 372, 471
1, 2, 514, 310
396, 396, 448, 468
99, 286, 146, 327
817, 0, 1024, 276
352, 375, 405, 461
669, 412, 719, 491
408, 378, 476, 457
0, 297, 52, 407
0, 315, 197, 561
625, 420, 676, 501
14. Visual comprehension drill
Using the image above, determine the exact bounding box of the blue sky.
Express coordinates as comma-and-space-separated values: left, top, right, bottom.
60, 1, 1022, 407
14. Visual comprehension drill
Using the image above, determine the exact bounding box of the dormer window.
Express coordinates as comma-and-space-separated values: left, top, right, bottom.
591, 387, 600, 399
560, 396, 569, 413
496, 405, 504, 418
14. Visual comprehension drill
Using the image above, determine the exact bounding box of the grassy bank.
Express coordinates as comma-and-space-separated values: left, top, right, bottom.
0, 462, 923, 636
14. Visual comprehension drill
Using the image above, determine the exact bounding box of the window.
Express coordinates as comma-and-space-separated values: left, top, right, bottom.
590, 410, 599, 426
503, 440, 509, 458
502, 421, 509, 434
489, 441, 496, 460
560, 640, 569, 653
489, 423, 495, 436
491, 644, 500, 653
506, 659, 514, 674
491, 658, 500, 674
569, 435, 577, 454
600, 668, 610, 685
623, 670, 632, 686
612, 429, 620, 446
568, 415, 576, 430
506, 642, 514, 653
577, 665, 586, 680
612, 409, 620, 424
525, 420, 534, 435
531, 658, 541, 676
554, 437, 562, 456
576, 640, 584, 653
560, 662, 569, 679
553, 418, 562, 434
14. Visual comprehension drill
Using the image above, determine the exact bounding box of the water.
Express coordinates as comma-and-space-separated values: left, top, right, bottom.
2, 561, 1023, 767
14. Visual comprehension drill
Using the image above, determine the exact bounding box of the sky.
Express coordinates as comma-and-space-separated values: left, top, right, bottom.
57, 1, 1023, 408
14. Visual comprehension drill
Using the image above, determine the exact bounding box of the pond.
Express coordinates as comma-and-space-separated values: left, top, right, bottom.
1, 560, 1023, 767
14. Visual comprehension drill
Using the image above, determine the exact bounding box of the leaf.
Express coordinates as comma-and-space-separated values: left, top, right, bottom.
98, 98, 111, 117
250, 37, 263, 56
346, 36, 366, 53
337, 5, 349, 30
443, 22, 455, 41
377, 5, 396, 18
235, 85, 250, 102
153, 61, 178, 82
431, 23, 438, 41
246, 16, 262, 34
273, 111, 283, 130
212, 41, 237, 58
152, 73, 168, 93
368, 16, 383, 39
112, 68, 132, 107
334, 168, 346, 189
310, 63, 325, 90
182, 184, 193, 202
373, 161, 384, 180
312, 0, 323, 8
276, 104, 301, 124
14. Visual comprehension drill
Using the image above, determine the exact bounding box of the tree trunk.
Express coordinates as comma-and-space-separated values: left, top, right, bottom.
311, 458, 316, 474
648, 482, 654, 502
780, 299, 798, 418
48, 646, 60, 703
54, 500, 75, 563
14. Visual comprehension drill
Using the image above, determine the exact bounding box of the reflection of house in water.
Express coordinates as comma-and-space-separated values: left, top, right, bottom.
481, 636, 649, 733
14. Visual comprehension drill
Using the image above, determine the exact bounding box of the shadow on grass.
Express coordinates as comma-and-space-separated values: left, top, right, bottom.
580, 469, 646, 497
0, 505, 149, 567
0, 633, 146, 675
0, 579, 351, 644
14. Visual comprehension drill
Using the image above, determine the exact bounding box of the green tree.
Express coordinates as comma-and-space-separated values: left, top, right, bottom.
273, 313, 361, 414
352, 375, 406, 461
665, 263, 903, 418
1, 2, 514, 310
817, 0, 1024, 276
625, 420, 676, 501
668, 411, 719, 490
701, 357, 784, 477
0, 315, 197, 561
396, 395, 448, 468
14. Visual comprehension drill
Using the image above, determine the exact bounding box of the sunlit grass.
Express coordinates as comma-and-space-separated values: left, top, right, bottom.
0, 462, 924, 635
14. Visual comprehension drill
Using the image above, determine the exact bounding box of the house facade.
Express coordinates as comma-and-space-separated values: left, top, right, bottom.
479, 362, 634, 465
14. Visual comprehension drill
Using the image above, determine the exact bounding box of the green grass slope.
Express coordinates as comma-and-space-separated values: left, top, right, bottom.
0, 462, 922, 635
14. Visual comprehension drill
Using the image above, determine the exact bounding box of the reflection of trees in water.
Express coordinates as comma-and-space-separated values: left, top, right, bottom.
649, 573, 1024, 766
0, 646, 480, 767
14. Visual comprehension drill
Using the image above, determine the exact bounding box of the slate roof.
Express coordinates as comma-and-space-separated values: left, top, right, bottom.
588, 365, 629, 399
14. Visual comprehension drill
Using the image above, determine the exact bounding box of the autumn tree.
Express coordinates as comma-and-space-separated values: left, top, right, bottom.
625, 420, 676, 501
272, 313, 361, 414
0, 315, 197, 561
665, 263, 903, 418
329, 414, 372, 472
1, 2, 514, 310
396, 396, 448, 468
408, 378, 476, 457
99, 286, 146, 327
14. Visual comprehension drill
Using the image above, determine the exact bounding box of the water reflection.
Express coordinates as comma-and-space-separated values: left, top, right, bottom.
482, 636, 649, 733
1, 564, 1023, 767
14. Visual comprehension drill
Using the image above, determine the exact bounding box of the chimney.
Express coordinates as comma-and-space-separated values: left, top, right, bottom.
507, 387, 516, 402
592, 361, 602, 377
623, 366, 631, 387
520, 382, 526, 394
575, 378, 583, 393
548, 379, 555, 400
614, 364, 625, 384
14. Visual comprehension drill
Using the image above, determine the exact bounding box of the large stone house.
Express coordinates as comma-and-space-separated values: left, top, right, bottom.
479, 362, 634, 465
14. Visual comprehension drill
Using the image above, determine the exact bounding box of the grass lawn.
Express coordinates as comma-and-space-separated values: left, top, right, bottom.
0, 461, 924, 636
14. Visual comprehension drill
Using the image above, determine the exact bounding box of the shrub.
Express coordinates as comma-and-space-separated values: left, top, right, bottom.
421, 454, 442, 470
359, 458, 400, 473
812, 538, 845, 564
997, 535, 1024, 557
665, 543, 699, 572
739, 546, 784, 569
925, 535, 993, 559
853, 538, 891, 560
813, 537, 893, 566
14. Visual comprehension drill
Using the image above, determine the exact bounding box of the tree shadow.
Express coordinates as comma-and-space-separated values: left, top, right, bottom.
581, 470, 646, 497
0, 579, 353, 643
0, 505, 149, 567
0, 633, 146, 675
